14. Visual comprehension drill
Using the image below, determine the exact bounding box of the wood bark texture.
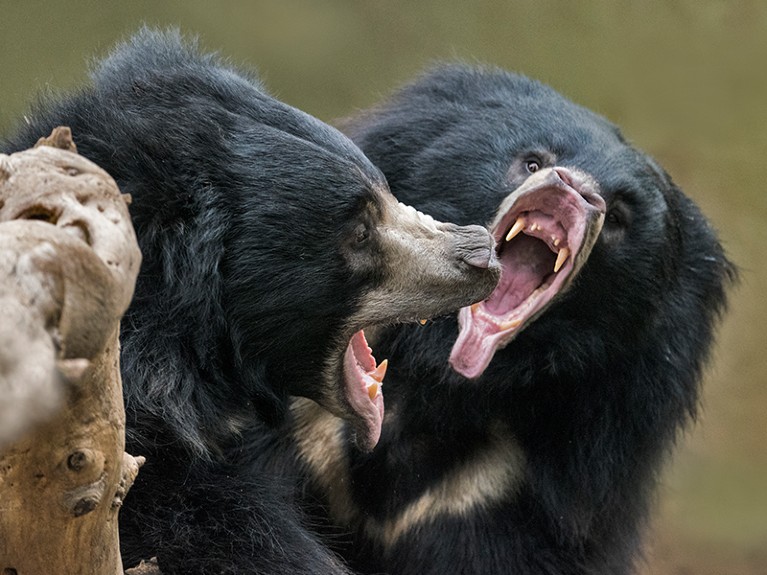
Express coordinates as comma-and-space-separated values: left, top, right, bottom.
0, 128, 143, 575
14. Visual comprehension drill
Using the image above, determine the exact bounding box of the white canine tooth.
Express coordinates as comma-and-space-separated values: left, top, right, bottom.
554, 247, 570, 273
419, 319, 428, 325
505, 217, 526, 241
371, 359, 388, 383
500, 317, 523, 330
553, 237, 561, 247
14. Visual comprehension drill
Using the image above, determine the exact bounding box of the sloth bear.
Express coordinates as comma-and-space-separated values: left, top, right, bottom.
1, 35, 500, 574
290, 65, 736, 574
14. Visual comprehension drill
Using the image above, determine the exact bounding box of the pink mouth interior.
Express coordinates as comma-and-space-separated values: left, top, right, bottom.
485, 233, 556, 314
343, 330, 386, 450
449, 177, 605, 379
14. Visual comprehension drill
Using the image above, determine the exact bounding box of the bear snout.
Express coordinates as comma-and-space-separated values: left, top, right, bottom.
450, 223, 499, 270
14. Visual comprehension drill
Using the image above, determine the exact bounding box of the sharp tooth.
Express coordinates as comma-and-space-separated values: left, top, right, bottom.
419, 319, 428, 325
371, 359, 388, 383
553, 237, 560, 247
367, 382, 379, 400
554, 247, 570, 272
505, 216, 526, 241
500, 317, 523, 330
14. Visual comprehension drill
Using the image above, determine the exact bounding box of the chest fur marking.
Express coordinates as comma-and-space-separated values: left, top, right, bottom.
291, 398, 526, 549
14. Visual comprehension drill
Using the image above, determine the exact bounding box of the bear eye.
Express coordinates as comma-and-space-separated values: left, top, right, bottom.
354, 223, 370, 245
604, 199, 632, 230
606, 210, 622, 226
525, 158, 541, 174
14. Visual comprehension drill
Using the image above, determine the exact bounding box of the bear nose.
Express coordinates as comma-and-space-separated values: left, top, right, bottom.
450, 223, 499, 270
553, 166, 572, 187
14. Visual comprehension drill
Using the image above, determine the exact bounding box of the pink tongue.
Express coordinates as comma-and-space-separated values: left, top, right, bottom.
449, 306, 504, 379
451, 235, 552, 379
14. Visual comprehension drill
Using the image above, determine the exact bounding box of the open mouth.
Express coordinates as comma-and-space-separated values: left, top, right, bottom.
449, 167, 606, 379
342, 329, 388, 451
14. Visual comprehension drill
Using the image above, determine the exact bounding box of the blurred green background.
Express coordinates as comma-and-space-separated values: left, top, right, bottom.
1, 2, 764, 573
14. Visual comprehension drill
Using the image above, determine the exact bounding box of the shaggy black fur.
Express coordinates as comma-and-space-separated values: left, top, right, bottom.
296, 65, 736, 574
1, 34, 499, 574
2, 30, 364, 574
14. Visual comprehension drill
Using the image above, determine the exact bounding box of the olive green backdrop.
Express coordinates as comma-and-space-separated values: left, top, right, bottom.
2, 2, 764, 573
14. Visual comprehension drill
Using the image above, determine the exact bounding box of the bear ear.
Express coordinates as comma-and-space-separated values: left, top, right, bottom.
649, 176, 736, 408
665, 174, 737, 303
644, 155, 675, 187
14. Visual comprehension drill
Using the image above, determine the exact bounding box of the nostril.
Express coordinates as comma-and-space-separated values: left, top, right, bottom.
553, 167, 572, 187
461, 246, 493, 270
582, 189, 607, 212
457, 226, 497, 270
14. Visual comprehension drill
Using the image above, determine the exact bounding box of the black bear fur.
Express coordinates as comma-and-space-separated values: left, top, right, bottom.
1, 35, 500, 574
290, 65, 736, 575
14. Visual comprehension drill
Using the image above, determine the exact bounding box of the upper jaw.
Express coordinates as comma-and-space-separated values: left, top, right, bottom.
449, 167, 606, 379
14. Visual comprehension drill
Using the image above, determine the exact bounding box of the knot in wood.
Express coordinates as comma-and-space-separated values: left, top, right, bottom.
67, 450, 90, 472
61, 472, 107, 517
72, 496, 99, 517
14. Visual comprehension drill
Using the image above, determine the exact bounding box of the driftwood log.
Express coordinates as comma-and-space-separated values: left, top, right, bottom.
0, 128, 143, 574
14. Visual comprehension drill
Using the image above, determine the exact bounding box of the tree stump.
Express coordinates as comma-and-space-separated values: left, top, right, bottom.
0, 128, 143, 574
